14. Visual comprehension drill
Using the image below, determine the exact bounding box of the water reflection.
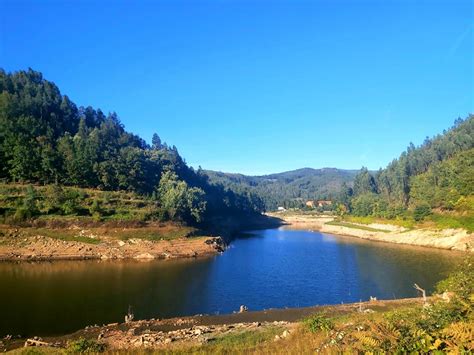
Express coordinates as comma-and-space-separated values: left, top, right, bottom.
0, 229, 462, 337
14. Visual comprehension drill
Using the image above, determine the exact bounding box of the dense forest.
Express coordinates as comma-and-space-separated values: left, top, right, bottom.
204, 168, 358, 210
0, 69, 264, 226
340, 116, 474, 220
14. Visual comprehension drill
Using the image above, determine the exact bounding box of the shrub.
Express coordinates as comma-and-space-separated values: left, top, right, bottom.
89, 199, 103, 221
66, 338, 106, 353
19, 185, 39, 219
303, 313, 334, 333
413, 204, 432, 221
61, 189, 86, 215
436, 257, 474, 301
42, 184, 66, 214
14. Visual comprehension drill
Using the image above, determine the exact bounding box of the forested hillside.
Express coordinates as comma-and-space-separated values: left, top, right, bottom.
0, 69, 264, 226
205, 168, 357, 210
341, 116, 474, 224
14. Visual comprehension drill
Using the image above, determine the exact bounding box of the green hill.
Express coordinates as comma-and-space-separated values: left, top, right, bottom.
0, 68, 264, 228
343, 115, 474, 230
204, 168, 358, 211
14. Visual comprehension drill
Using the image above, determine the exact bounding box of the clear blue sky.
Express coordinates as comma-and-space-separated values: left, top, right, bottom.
1, 0, 472, 175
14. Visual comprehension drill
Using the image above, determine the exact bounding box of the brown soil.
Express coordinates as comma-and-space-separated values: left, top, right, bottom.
0, 224, 224, 261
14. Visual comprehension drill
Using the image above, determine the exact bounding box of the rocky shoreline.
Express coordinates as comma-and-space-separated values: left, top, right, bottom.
1, 298, 424, 352
0, 226, 225, 261
273, 214, 473, 252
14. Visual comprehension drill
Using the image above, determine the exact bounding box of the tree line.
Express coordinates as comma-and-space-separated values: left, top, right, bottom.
0, 68, 264, 224
204, 168, 357, 211
337, 116, 474, 220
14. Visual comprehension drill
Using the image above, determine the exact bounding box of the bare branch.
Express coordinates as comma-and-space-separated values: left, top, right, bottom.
414, 283, 427, 304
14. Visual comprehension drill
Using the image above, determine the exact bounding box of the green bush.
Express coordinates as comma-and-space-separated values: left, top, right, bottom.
42, 184, 66, 214
413, 204, 432, 221
61, 189, 86, 215
19, 185, 39, 219
66, 338, 106, 353
89, 199, 103, 220
303, 313, 334, 333
436, 257, 474, 301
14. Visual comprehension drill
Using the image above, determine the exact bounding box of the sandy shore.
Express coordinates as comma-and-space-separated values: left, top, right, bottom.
273, 213, 473, 252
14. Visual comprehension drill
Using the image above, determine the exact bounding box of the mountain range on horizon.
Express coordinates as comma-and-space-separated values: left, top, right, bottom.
203, 167, 359, 210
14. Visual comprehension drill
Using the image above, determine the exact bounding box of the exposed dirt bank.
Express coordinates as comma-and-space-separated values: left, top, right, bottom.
2, 298, 424, 352
273, 213, 473, 252
0, 224, 224, 261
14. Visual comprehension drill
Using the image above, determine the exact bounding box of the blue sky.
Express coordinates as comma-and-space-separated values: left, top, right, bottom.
1, 0, 472, 175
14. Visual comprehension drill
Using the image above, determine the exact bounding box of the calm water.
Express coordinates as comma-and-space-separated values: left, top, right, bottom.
0, 228, 462, 337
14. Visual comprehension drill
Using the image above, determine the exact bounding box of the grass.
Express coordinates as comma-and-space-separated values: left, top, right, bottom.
7, 348, 63, 355
343, 213, 474, 233
111, 225, 197, 241
343, 215, 416, 229
22, 228, 101, 244
0, 183, 156, 225
207, 327, 282, 348
13, 224, 198, 244
168, 327, 284, 354
326, 220, 389, 233
424, 213, 474, 233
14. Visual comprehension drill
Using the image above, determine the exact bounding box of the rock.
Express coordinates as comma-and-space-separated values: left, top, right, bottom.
205, 237, 226, 252
282, 330, 290, 338
441, 291, 454, 302
125, 313, 134, 323
134, 253, 155, 259
24, 338, 50, 347
239, 305, 248, 313
164, 338, 173, 344
274, 335, 281, 341
117, 241, 125, 247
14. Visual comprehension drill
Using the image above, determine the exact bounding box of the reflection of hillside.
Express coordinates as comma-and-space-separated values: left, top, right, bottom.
0, 258, 215, 337
330, 234, 460, 300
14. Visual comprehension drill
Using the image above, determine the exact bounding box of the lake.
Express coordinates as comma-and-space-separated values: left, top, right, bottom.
0, 228, 462, 337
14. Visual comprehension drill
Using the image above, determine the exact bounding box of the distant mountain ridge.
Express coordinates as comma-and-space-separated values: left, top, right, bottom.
204, 167, 358, 211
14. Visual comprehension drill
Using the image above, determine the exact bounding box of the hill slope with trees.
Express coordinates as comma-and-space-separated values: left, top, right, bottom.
204, 168, 358, 211
338, 116, 473, 229
0, 68, 264, 228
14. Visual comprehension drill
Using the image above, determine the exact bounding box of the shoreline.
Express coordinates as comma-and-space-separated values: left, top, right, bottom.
2, 297, 425, 352
0, 224, 225, 262
272, 213, 473, 252
0, 214, 281, 262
